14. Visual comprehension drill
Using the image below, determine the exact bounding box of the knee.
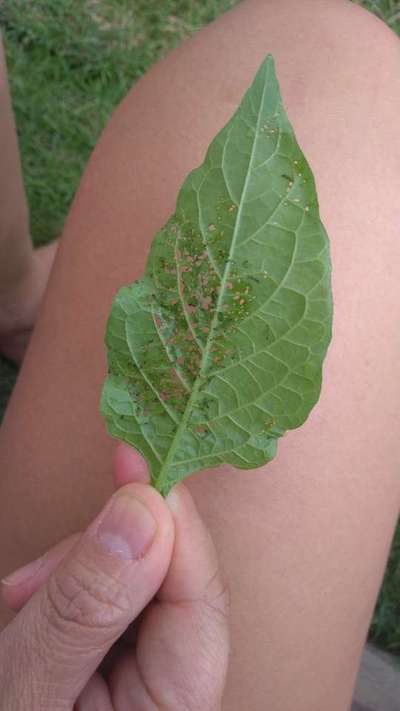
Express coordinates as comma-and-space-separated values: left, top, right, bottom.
250, 0, 399, 71
315, 0, 400, 118
333, 0, 399, 61
262, 0, 400, 119
303, 0, 399, 70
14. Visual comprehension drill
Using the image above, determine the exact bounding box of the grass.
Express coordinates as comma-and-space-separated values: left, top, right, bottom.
0, 0, 237, 244
0, 0, 399, 656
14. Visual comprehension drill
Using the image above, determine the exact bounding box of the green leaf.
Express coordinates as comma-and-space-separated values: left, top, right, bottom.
100, 54, 333, 496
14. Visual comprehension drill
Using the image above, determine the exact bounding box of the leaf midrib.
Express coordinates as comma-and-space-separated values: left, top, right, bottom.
153, 61, 271, 493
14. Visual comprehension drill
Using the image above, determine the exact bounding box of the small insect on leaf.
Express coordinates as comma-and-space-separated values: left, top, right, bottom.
100, 54, 333, 497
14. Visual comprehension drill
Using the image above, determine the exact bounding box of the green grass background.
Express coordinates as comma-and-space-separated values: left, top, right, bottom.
0, 0, 399, 655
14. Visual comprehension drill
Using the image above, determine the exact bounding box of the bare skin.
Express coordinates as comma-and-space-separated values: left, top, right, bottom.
0, 1, 399, 710
0, 40, 57, 362
0, 447, 229, 710
0, 241, 57, 361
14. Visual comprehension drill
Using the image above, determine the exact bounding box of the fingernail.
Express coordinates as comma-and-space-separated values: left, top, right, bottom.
2, 555, 45, 587
166, 486, 180, 514
166, 483, 186, 515
97, 493, 157, 560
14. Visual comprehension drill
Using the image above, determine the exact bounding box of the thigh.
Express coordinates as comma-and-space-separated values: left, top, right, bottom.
1, 1, 400, 709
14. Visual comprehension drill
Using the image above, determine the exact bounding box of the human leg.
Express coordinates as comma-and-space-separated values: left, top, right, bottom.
0, 2, 399, 709
0, 36, 57, 362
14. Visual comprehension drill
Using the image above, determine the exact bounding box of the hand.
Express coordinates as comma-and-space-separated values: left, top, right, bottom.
0, 445, 229, 710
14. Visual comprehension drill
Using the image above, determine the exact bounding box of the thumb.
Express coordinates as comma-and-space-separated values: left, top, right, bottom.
0, 483, 174, 708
